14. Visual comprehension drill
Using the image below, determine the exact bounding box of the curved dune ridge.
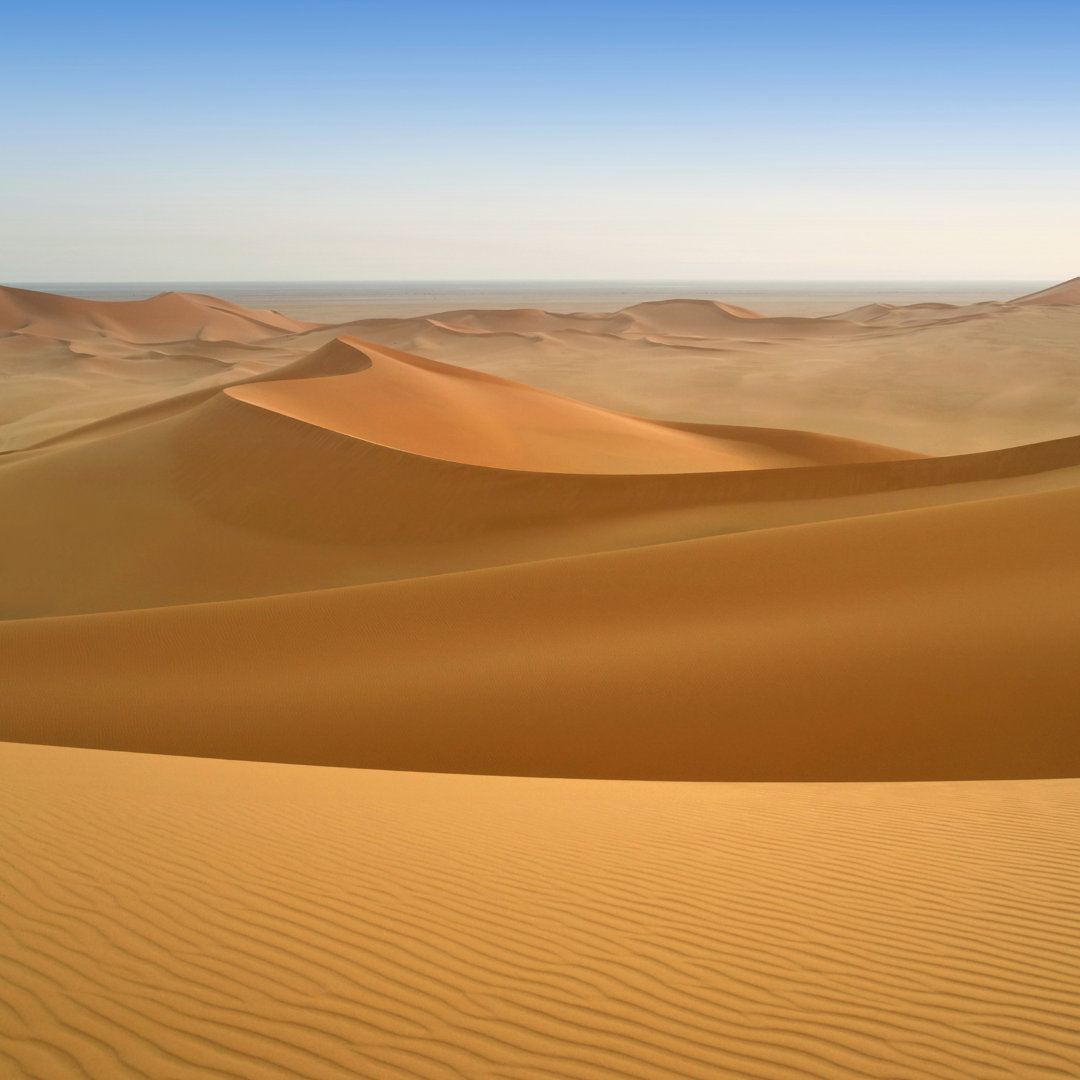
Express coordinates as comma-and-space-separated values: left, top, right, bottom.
228, 336, 921, 474
3, 283, 1080, 1078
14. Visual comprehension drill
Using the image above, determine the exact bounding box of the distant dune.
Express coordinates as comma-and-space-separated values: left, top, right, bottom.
4, 280, 1080, 455
3, 280, 1080, 1078
0, 283, 312, 342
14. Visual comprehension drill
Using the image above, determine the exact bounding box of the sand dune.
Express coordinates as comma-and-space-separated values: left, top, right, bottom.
1, 333, 939, 618
0, 287, 307, 451
0, 284, 312, 342
4, 280, 1080, 454
5, 339, 1077, 620
4, 281, 1080, 1078
4, 481, 1080, 780
229, 336, 912, 474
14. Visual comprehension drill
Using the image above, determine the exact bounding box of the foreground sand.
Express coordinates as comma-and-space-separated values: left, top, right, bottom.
3, 742, 1080, 1080
3, 282, 1080, 1076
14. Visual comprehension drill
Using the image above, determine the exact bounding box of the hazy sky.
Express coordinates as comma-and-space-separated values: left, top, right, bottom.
3, 0, 1077, 281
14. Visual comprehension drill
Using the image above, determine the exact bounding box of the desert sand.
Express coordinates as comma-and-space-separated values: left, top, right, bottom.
3, 280, 1080, 1077
3, 742, 1080, 1079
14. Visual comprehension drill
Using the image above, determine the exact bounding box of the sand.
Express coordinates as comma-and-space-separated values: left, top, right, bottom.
3, 743, 1080, 1080
3, 280, 1080, 1076
4, 280, 1080, 456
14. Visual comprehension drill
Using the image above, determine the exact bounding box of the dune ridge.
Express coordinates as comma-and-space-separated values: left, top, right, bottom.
227, 336, 919, 474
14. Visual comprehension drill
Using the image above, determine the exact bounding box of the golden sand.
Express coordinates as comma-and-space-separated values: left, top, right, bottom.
3, 281, 1080, 1077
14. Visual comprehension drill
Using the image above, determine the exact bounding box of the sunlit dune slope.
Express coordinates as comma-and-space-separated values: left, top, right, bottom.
4, 740, 1079, 1080
228, 336, 916, 473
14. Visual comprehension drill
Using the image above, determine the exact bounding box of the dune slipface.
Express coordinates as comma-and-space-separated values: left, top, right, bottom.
3, 283, 1080, 1078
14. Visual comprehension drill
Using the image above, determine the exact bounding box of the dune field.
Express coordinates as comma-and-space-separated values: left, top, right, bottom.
3, 280, 1080, 1077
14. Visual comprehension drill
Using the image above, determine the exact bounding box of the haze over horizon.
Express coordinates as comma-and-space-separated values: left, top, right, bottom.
3, 0, 1078, 282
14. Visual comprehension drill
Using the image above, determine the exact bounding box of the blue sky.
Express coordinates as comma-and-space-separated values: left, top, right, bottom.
3, 0, 1078, 280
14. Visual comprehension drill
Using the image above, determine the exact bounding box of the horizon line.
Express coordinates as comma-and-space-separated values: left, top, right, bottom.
4, 277, 1057, 286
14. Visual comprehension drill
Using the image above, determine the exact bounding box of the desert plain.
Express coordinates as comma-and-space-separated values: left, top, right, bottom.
3, 278, 1080, 1078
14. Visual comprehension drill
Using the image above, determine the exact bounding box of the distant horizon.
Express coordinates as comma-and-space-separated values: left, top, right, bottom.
9, 277, 1057, 322
7, 277, 1059, 287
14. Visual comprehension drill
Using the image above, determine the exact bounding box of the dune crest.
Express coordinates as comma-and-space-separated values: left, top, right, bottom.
228, 336, 916, 474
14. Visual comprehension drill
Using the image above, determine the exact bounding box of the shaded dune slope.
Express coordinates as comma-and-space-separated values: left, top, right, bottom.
1, 331, 376, 455
4, 482, 1080, 780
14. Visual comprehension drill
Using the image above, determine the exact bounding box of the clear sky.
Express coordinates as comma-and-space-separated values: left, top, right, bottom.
3, 0, 1077, 282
